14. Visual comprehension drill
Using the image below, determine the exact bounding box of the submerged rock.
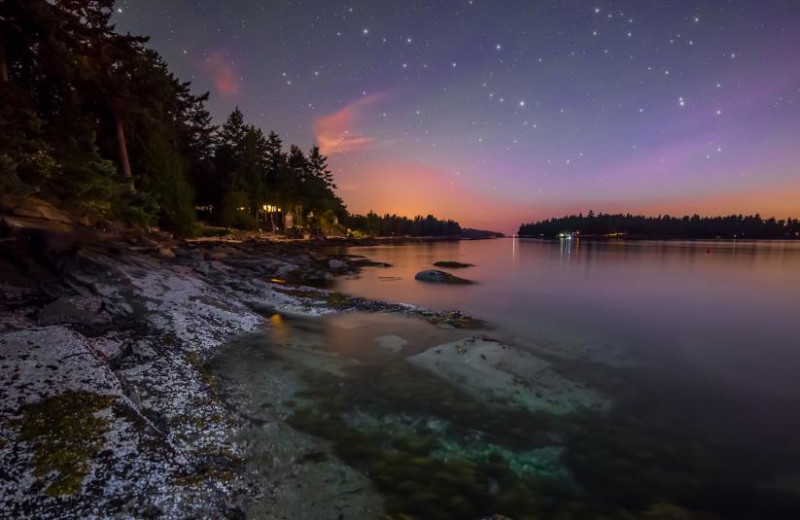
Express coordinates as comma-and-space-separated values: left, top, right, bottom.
407, 337, 608, 414
351, 258, 392, 268
374, 334, 409, 353
414, 269, 473, 284
433, 261, 474, 269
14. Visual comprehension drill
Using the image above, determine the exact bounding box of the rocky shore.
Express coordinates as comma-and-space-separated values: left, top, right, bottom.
0, 212, 482, 519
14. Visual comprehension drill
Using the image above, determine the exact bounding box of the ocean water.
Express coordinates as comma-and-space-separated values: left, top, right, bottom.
212, 239, 800, 519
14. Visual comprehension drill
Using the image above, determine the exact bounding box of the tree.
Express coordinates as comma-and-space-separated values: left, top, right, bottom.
308, 145, 335, 189
139, 134, 195, 237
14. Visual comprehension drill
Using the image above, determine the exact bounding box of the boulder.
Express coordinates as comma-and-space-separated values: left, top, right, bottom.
414, 269, 473, 284
328, 258, 348, 272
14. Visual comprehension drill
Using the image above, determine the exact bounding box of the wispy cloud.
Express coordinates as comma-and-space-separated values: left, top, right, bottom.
204, 51, 238, 97
314, 94, 386, 154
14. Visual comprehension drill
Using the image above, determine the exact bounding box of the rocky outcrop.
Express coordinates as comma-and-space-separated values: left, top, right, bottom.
0, 225, 490, 518
0, 231, 352, 518
0, 196, 74, 225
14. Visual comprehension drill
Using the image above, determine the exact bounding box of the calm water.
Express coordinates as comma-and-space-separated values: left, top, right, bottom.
213, 239, 800, 519
340, 239, 800, 398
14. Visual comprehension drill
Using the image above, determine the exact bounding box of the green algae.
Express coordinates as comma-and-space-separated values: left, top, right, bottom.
210, 312, 731, 519
416, 310, 484, 329
287, 407, 543, 519
15, 390, 114, 496
278, 345, 714, 519
325, 291, 349, 308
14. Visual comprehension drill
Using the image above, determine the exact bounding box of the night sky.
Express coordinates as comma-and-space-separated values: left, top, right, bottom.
115, 1, 800, 232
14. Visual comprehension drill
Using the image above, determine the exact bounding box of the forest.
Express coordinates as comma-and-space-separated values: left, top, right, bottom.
0, 0, 461, 238
519, 211, 800, 239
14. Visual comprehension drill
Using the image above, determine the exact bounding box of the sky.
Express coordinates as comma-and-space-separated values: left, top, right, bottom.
115, 0, 800, 233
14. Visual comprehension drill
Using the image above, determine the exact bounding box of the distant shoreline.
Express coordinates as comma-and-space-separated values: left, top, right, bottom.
515, 235, 800, 242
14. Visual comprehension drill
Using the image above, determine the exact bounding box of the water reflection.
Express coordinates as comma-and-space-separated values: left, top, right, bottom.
212, 239, 800, 519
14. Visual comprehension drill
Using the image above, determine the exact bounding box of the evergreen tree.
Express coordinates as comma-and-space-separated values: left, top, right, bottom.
308, 145, 335, 189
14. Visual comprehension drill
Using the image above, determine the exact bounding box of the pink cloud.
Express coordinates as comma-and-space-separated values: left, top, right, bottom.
204, 51, 238, 97
314, 94, 385, 154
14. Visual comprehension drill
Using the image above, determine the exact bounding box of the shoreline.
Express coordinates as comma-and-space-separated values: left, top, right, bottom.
0, 221, 487, 518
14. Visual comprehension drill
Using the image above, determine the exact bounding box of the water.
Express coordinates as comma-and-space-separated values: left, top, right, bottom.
212, 239, 800, 519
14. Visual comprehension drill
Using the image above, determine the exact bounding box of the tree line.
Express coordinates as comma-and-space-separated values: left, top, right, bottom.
345, 212, 462, 237
519, 211, 800, 239
0, 0, 462, 238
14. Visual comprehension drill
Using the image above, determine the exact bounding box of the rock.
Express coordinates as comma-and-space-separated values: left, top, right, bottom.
158, 246, 176, 259
4, 196, 74, 224
208, 246, 235, 261
414, 269, 473, 284
37, 297, 105, 328
373, 335, 409, 353
328, 258, 348, 272
275, 264, 297, 279
433, 261, 473, 268
407, 337, 608, 414
351, 258, 392, 268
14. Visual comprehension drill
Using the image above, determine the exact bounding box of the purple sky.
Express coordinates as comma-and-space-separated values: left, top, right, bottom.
116, 0, 800, 232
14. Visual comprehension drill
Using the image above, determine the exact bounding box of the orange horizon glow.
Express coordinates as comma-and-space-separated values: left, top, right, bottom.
335, 161, 800, 233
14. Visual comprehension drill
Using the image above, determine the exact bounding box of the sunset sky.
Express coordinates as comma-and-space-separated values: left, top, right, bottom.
116, 0, 800, 232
